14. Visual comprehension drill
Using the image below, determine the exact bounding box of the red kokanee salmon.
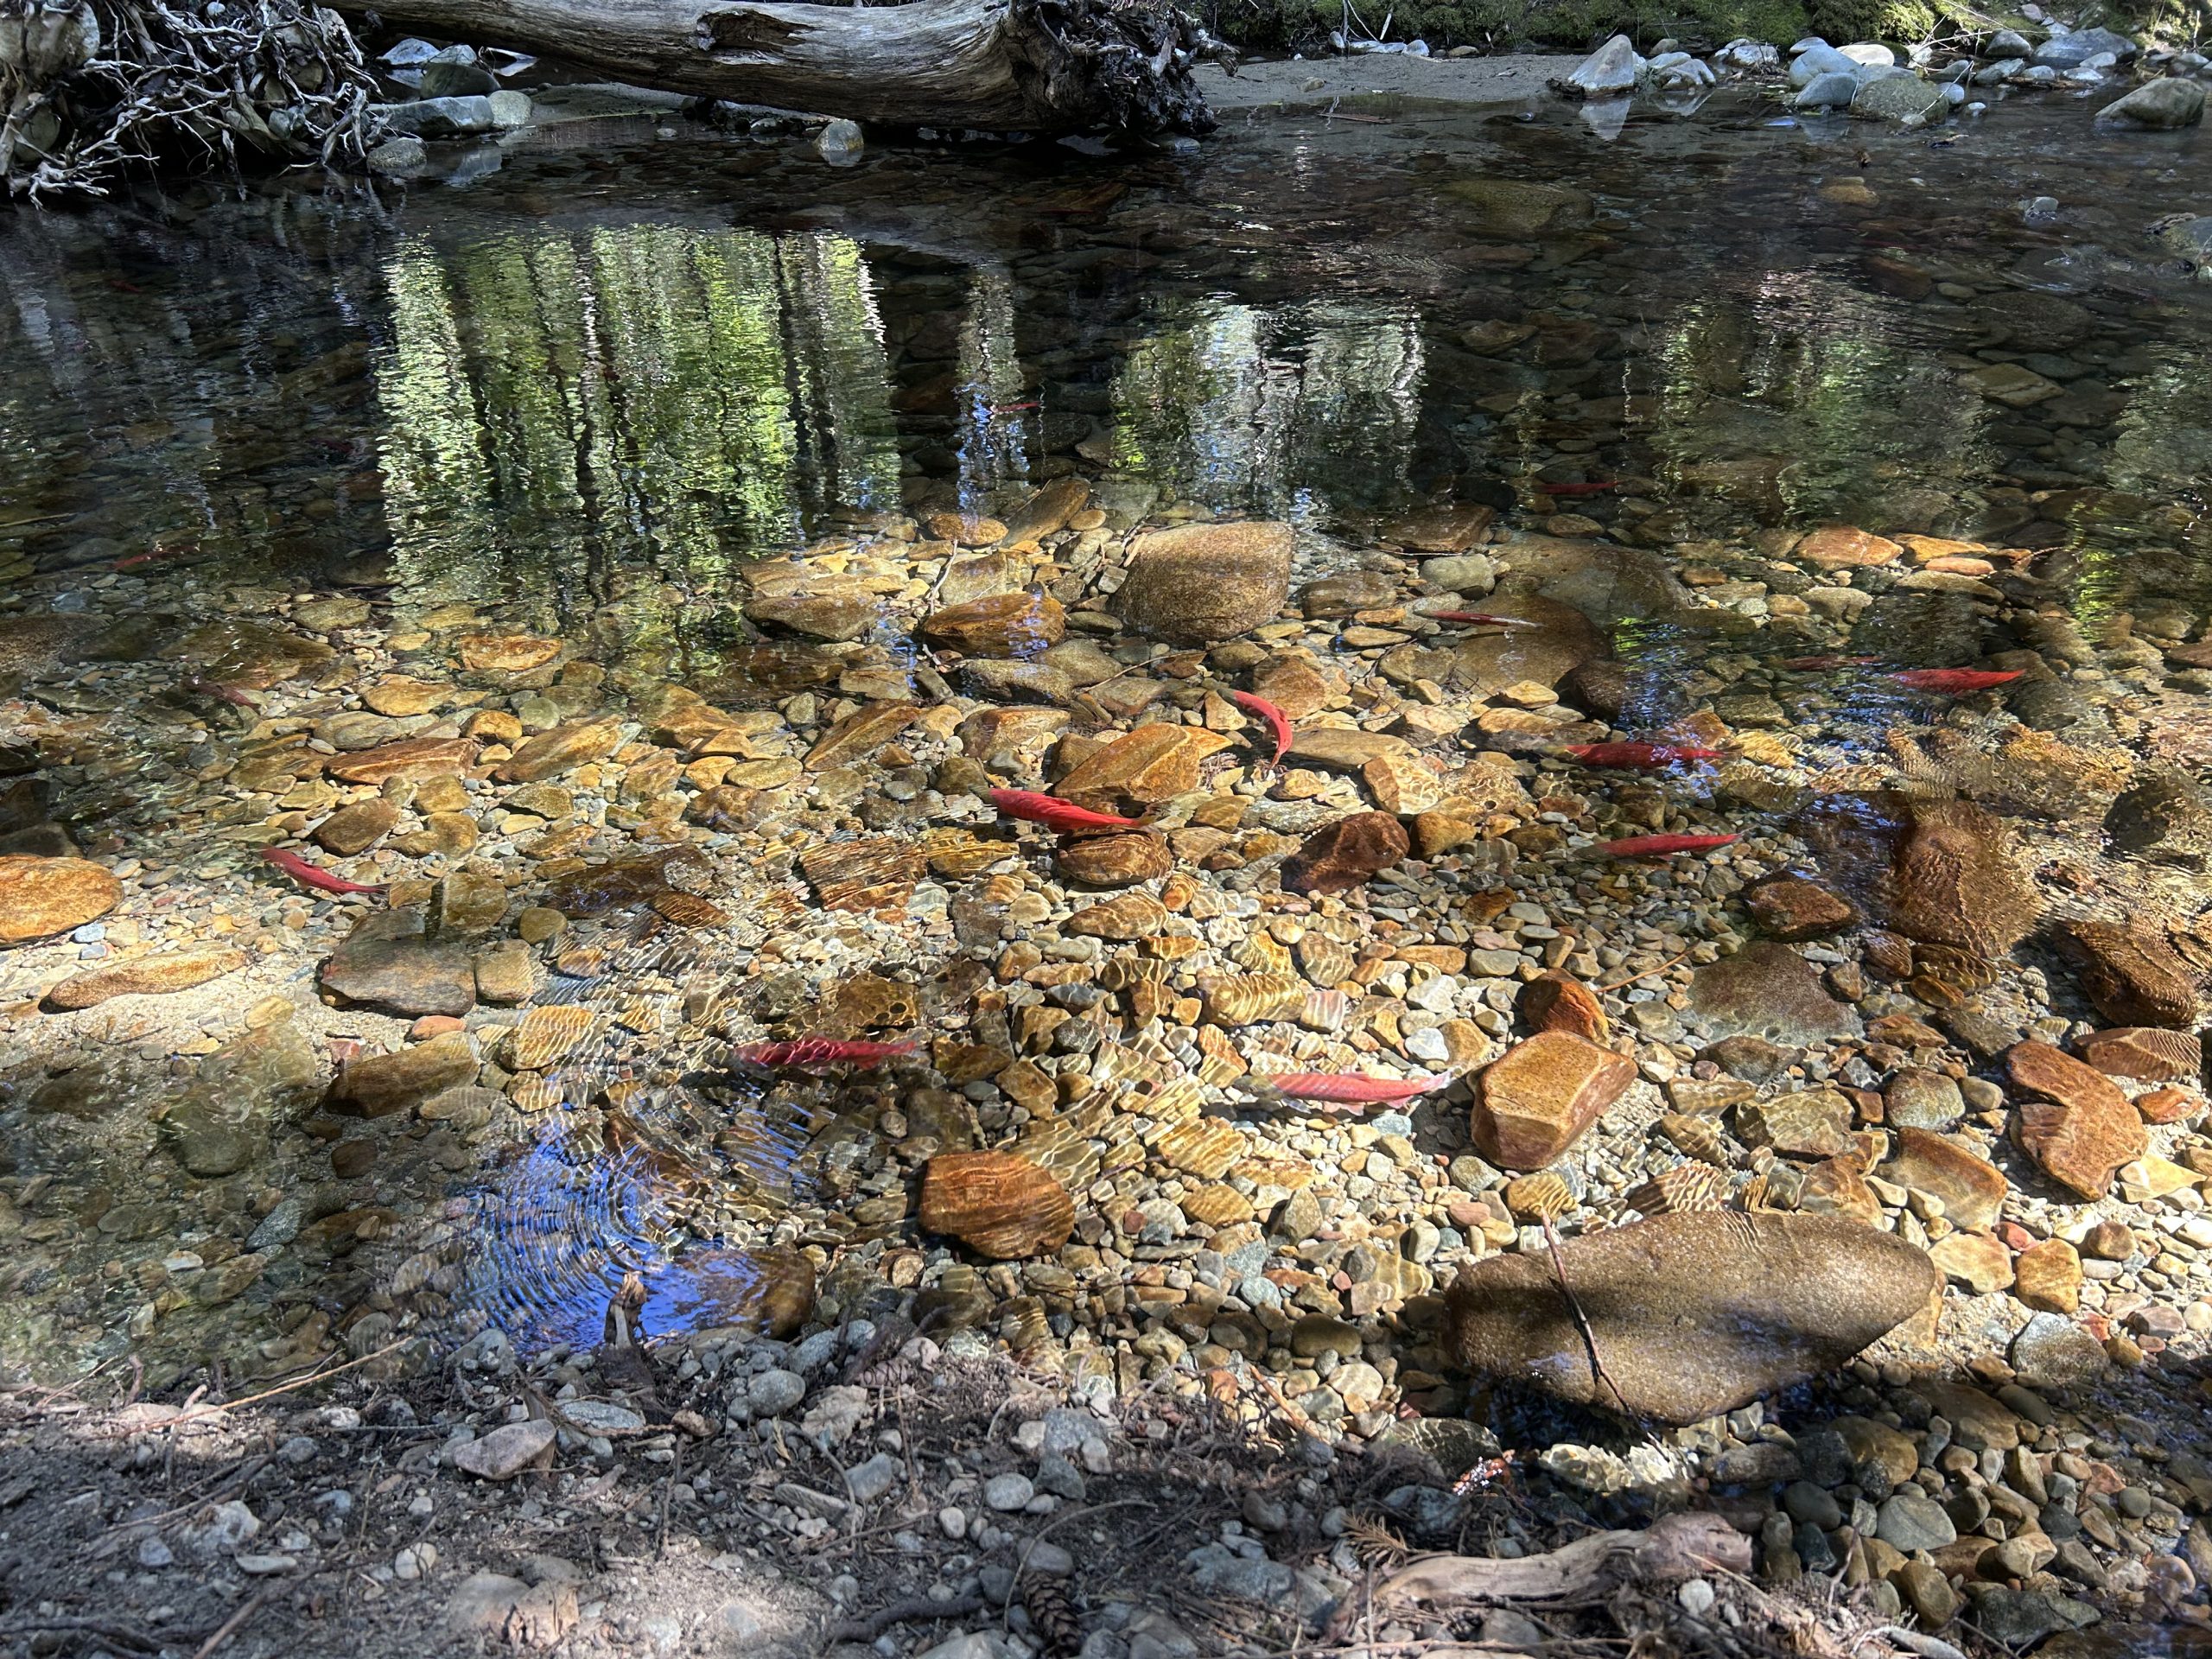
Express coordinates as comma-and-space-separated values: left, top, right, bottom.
986, 788, 1143, 833
1596, 832, 1742, 858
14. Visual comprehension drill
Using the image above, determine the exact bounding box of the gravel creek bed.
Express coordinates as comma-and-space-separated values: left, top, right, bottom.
0, 63, 2210, 1659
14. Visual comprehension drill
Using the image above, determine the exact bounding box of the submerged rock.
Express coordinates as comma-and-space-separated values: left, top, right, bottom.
2007, 1040, 2147, 1198
1116, 522, 1292, 645
0, 854, 121, 943
1689, 940, 1863, 1044
1471, 1032, 1635, 1168
1441, 1211, 1938, 1425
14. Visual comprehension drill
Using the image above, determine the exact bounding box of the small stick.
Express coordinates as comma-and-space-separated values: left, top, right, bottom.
1541, 1216, 1627, 1414
192, 1588, 272, 1659
1594, 948, 1689, 995
98, 1340, 407, 1437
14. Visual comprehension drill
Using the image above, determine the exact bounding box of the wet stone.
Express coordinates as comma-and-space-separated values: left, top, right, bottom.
329, 1031, 480, 1118
321, 909, 477, 1017
1281, 812, 1407, 895
1471, 1033, 1637, 1170
1746, 877, 1857, 941
0, 855, 121, 944
2007, 1041, 2146, 1199
1116, 521, 1293, 645
1689, 941, 1863, 1045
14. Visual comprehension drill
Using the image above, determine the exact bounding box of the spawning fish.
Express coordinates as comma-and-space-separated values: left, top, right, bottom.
1227, 690, 1294, 766
1262, 1072, 1446, 1105
179, 673, 256, 708
1782, 653, 1881, 671
986, 788, 1143, 834
1565, 741, 1725, 770
1890, 668, 2024, 695
261, 846, 385, 894
113, 545, 193, 572
1533, 478, 1617, 496
1429, 610, 1543, 630
1597, 832, 1741, 858
730, 1038, 922, 1069
988, 400, 1040, 415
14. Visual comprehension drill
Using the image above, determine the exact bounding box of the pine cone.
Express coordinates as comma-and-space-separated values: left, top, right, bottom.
1022, 1576, 1083, 1656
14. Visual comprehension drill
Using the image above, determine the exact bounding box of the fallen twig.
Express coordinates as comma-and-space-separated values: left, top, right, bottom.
193, 1588, 273, 1659
1541, 1216, 1627, 1414
96, 1340, 408, 1438
1594, 948, 1690, 995
0, 1616, 176, 1652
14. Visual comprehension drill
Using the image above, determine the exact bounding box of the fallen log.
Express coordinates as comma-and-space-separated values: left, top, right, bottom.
331, 0, 1217, 134
1350, 1511, 1751, 1621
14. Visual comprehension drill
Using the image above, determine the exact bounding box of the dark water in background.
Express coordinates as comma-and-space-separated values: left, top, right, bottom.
0, 85, 2209, 1370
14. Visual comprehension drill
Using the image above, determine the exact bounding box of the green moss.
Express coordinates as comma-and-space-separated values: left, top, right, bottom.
1209, 0, 1809, 52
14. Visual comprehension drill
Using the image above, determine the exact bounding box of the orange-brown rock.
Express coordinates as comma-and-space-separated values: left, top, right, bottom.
1063, 891, 1166, 942
918, 592, 1065, 656
328, 1031, 480, 1118
495, 720, 623, 785
2006, 1040, 2147, 1199
1247, 655, 1337, 720
1471, 1032, 1636, 1169
42, 947, 246, 1011
1521, 972, 1609, 1043
1054, 723, 1232, 814
1281, 812, 1408, 896
800, 838, 923, 913
1382, 503, 1496, 553
1798, 1153, 1884, 1226
805, 703, 915, 772
1442, 1211, 1937, 1426
456, 632, 561, 672
1746, 876, 1858, 941
2078, 1027, 2202, 1082
1798, 525, 1903, 568
314, 799, 400, 856
1883, 1126, 2007, 1231
2056, 920, 2199, 1029
325, 738, 478, 785
2137, 1086, 2202, 1126
1796, 793, 2038, 956
1116, 521, 1294, 644
2013, 1237, 2082, 1314
1055, 832, 1173, 888
918, 1151, 1073, 1259
0, 855, 122, 944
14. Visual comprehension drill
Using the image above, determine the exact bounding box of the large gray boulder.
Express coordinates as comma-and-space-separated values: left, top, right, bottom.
2097, 79, 2206, 130
2033, 26, 2136, 68
1853, 74, 1947, 124
1443, 1211, 1938, 1425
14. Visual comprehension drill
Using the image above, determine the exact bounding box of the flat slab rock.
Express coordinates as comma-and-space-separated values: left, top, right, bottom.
1442, 1211, 1937, 1425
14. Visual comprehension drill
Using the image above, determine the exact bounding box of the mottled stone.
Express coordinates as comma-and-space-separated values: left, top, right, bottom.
1063, 891, 1166, 942
1116, 522, 1294, 644
1885, 1068, 1965, 1130
1930, 1232, 2013, 1294
1442, 1212, 1939, 1426
918, 1151, 1073, 1259
1734, 1090, 1855, 1160
1055, 724, 1232, 814
1798, 526, 1903, 569
495, 720, 622, 785
1521, 973, 1609, 1043
1690, 942, 1863, 1045
0, 855, 121, 944
2056, 920, 2199, 1029
329, 1031, 480, 1118
1746, 877, 1857, 941
1471, 1033, 1636, 1169
2007, 1041, 2147, 1199
314, 799, 399, 856
2078, 1027, 2202, 1082
1883, 1127, 2007, 1232
1797, 793, 2038, 956
1054, 833, 1173, 889
1281, 812, 1408, 896
2014, 1238, 2082, 1314
326, 738, 477, 785
918, 592, 1065, 656
43, 947, 245, 1010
